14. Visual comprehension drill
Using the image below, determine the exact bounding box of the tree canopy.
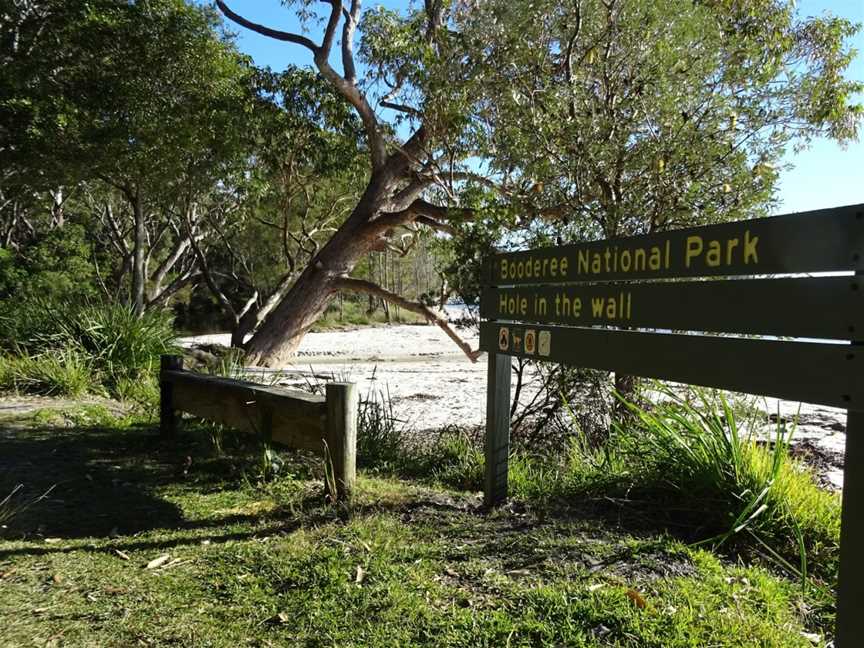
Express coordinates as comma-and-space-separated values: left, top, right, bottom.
455, 0, 863, 239
1, 0, 861, 363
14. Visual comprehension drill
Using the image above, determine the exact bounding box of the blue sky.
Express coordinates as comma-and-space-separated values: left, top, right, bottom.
217, 0, 863, 215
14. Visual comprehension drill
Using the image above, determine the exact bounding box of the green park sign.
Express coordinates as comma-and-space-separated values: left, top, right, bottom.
478, 203, 864, 646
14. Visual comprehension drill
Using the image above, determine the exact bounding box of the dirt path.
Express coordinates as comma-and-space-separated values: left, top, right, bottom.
0, 395, 129, 421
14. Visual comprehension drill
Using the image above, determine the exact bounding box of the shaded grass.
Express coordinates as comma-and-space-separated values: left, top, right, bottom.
0, 405, 831, 646
0, 348, 95, 398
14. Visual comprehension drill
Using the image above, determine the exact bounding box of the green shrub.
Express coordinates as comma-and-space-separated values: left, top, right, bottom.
616, 387, 840, 580
0, 224, 98, 303
30, 303, 176, 382
425, 427, 484, 490
0, 348, 95, 397
0, 300, 176, 399
357, 385, 408, 471
112, 375, 160, 409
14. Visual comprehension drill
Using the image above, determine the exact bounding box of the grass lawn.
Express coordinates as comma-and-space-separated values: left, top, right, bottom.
0, 406, 830, 647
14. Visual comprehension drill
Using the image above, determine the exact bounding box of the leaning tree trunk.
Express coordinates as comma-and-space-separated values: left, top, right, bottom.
243, 177, 394, 366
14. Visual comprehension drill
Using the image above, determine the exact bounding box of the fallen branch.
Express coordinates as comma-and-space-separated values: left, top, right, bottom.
333, 277, 482, 362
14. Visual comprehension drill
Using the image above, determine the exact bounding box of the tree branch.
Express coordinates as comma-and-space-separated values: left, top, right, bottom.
341, 0, 361, 85
216, 1, 388, 171
414, 215, 456, 235
215, 1, 318, 51
380, 100, 422, 117
334, 277, 481, 362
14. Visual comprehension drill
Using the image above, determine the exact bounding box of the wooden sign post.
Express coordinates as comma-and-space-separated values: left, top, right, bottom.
479, 203, 864, 646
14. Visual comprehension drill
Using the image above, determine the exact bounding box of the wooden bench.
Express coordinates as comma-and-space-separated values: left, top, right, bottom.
159, 355, 357, 501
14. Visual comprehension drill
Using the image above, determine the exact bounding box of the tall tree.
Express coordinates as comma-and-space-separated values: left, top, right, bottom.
2, 0, 257, 314
458, 0, 863, 239
216, 0, 487, 365
217, 0, 861, 367
190, 67, 366, 347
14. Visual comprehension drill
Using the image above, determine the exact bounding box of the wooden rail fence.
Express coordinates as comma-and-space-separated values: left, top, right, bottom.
159, 355, 357, 501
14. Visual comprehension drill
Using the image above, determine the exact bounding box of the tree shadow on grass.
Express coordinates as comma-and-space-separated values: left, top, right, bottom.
0, 417, 709, 583
0, 421, 192, 539
0, 417, 312, 542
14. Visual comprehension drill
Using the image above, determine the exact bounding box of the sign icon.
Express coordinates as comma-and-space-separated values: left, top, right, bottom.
513, 329, 523, 353
498, 327, 509, 351
524, 330, 536, 354
538, 330, 551, 357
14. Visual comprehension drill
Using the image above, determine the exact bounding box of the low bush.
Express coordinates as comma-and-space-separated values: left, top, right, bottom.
0, 299, 176, 401
357, 384, 408, 471
615, 387, 840, 580
0, 348, 95, 397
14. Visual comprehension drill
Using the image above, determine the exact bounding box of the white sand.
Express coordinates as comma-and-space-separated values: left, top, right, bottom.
180, 323, 848, 487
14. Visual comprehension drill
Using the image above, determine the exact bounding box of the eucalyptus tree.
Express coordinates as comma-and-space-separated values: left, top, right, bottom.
2, 0, 257, 315
458, 0, 863, 240
454, 0, 862, 404
216, 0, 488, 364
184, 66, 367, 347
218, 0, 861, 367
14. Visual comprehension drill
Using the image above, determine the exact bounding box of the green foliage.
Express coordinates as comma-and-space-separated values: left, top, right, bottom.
423, 427, 485, 491
49, 304, 177, 384
0, 416, 829, 646
0, 224, 97, 302
3, 0, 256, 194
112, 375, 160, 410
454, 0, 862, 239
0, 348, 95, 397
615, 388, 840, 580
356, 384, 408, 471
0, 300, 176, 399
349, 382, 837, 586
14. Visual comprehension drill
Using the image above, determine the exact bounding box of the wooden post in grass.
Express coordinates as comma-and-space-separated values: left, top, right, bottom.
837, 411, 863, 646
159, 354, 183, 438
836, 263, 864, 646
484, 351, 511, 507
325, 382, 358, 502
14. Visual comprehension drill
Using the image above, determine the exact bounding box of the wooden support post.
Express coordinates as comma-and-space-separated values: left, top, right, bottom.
325, 382, 358, 502
837, 412, 864, 645
484, 352, 511, 507
159, 354, 183, 438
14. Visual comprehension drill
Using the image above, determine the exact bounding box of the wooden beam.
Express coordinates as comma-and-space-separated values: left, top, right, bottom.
837, 411, 864, 646
482, 203, 864, 286
481, 276, 864, 341
162, 369, 328, 452
484, 352, 511, 507
159, 355, 183, 438
479, 322, 863, 410
325, 382, 358, 502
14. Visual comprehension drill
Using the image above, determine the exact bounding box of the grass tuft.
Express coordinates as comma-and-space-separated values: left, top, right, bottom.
615, 387, 840, 581
0, 301, 175, 402
0, 347, 95, 397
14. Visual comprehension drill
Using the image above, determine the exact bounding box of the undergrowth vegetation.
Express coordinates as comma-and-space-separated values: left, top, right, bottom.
353, 384, 840, 592
310, 298, 425, 331
0, 400, 836, 646
0, 361, 842, 643
0, 299, 175, 402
